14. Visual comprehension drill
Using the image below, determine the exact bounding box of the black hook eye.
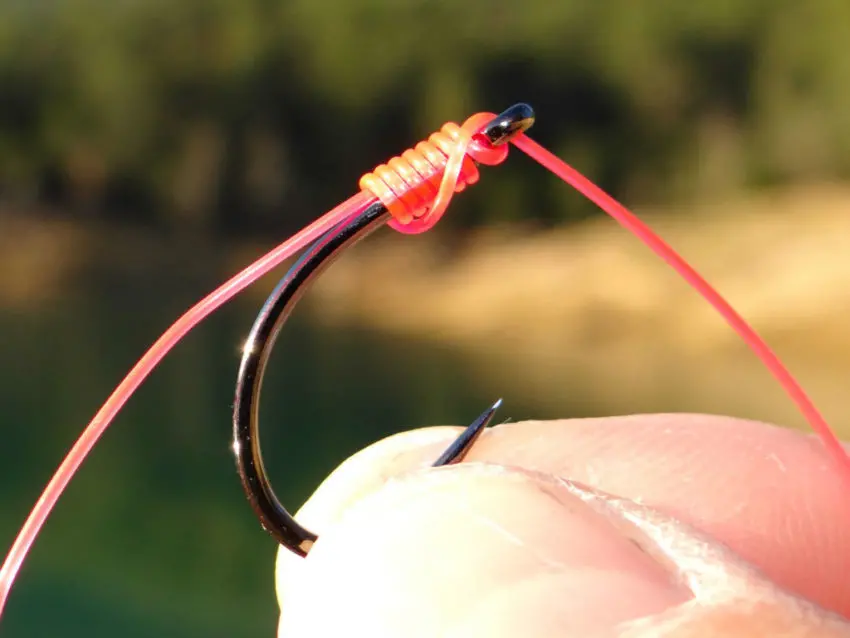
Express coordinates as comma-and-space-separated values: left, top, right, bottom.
479, 103, 535, 147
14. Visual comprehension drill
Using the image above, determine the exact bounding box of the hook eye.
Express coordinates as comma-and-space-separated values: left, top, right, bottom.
479, 103, 536, 147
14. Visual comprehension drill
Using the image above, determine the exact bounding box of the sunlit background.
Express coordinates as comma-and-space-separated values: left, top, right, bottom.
2, 1, 850, 636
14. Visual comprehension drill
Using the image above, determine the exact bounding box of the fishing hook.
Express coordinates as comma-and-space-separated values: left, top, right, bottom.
233, 105, 534, 557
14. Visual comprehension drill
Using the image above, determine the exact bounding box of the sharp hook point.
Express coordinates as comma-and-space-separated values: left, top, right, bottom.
432, 398, 503, 467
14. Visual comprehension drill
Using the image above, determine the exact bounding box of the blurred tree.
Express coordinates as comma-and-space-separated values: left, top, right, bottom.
0, 0, 847, 235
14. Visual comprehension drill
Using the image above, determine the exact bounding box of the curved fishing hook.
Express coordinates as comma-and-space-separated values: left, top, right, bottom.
232, 105, 535, 557
232, 202, 503, 556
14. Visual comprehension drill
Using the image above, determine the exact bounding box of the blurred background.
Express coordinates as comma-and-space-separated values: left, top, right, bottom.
2, 0, 850, 635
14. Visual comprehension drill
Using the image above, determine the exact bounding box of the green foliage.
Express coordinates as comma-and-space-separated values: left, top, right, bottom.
1, 0, 849, 232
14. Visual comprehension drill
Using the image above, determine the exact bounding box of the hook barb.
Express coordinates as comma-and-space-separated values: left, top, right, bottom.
432, 398, 502, 467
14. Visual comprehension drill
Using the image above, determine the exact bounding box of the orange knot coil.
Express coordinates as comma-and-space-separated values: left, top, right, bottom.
359, 112, 509, 235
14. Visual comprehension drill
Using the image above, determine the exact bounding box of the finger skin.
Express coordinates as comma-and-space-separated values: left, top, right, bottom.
463, 414, 850, 615
277, 463, 850, 637
274, 414, 850, 635
280, 465, 693, 637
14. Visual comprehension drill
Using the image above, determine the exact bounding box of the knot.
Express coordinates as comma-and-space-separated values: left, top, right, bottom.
359, 112, 510, 235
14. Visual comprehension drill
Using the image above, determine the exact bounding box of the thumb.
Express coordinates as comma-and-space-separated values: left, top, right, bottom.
276, 463, 848, 636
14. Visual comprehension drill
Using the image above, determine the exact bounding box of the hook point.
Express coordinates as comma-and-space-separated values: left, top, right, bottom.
432, 398, 503, 466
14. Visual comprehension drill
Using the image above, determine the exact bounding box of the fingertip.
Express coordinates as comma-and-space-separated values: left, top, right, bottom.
277, 464, 692, 636
275, 425, 465, 608
274, 413, 850, 623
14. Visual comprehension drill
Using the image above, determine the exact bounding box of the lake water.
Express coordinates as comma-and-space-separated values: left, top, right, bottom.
0, 257, 594, 637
